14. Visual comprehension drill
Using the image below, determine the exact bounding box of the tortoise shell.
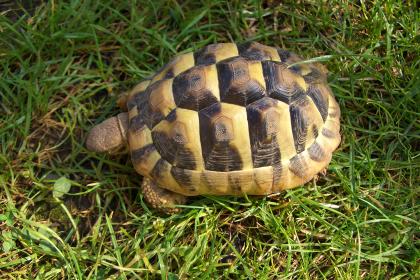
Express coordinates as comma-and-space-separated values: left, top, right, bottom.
124, 42, 341, 196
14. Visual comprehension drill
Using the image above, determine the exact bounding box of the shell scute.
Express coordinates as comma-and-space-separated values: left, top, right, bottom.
172, 64, 220, 111
125, 42, 341, 195
238, 42, 281, 61
217, 57, 266, 106
199, 103, 252, 172
152, 108, 203, 171
262, 61, 308, 104
246, 97, 282, 168
194, 43, 238, 65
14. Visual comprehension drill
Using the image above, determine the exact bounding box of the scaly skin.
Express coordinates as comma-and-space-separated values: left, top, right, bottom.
87, 113, 188, 213
86, 112, 128, 153
141, 177, 187, 214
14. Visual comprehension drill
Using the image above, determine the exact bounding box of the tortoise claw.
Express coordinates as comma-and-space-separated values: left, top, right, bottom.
313, 168, 328, 182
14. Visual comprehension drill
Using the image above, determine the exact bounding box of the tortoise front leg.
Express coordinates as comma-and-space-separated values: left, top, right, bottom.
141, 177, 187, 214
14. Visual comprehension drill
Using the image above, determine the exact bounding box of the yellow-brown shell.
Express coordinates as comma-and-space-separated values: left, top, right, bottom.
125, 42, 341, 196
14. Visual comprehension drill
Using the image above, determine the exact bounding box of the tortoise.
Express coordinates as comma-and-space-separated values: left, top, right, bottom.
86, 42, 341, 213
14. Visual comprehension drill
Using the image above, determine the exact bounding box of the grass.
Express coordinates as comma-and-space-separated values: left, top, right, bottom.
0, 0, 419, 279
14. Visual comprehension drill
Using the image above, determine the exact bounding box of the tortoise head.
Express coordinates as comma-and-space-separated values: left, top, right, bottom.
86, 112, 129, 154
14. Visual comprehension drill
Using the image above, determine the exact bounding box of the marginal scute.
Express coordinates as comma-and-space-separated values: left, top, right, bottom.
305, 97, 325, 149
277, 49, 291, 62
151, 158, 171, 180
312, 124, 319, 139
132, 145, 161, 176
254, 166, 274, 194
127, 87, 150, 112
288, 153, 308, 179
238, 42, 281, 61
131, 144, 155, 164
322, 127, 336, 138
329, 111, 339, 118
279, 50, 303, 65
170, 167, 202, 193
127, 80, 151, 108
201, 169, 258, 195
307, 142, 326, 162
129, 113, 147, 133
194, 43, 238, 65
128, 106, 138, 120
327, 95, 341, 121
228, 170, 254, 194
272, 163, 283, 190
201, 171, 231, 194
150, 159, 192, 196
170, 166, 195, 192
128, 125, 152, 151
303, 67, 324, 83
151, 52, 195, 83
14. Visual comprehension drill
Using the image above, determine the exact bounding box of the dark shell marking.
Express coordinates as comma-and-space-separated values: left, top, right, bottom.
152, 130, 197, 170
307, 85, 329, 121
172, 66, 219, 111
238, 42, 281, 61
247, 97, 282, 168
126, 42, 341, 194
199, 103, 245, 171
288, 153, 308, 178
262, 61, 307, 104
289, 97, 311, 154
307, 142, 327, 162
217, 57, 266, 106
131, 144, 156, 165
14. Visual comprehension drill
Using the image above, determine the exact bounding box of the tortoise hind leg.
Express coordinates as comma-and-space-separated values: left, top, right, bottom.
141, 177, 187, 214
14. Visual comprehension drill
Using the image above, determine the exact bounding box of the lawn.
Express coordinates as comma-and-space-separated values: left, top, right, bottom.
0, 0, 418, 279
